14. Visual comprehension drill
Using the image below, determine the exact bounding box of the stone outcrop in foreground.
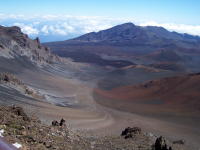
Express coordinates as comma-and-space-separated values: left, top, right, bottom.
0, 105, 187, 150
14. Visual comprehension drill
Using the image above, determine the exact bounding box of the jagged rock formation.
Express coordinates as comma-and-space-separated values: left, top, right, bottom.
0, 72, 22, 84
51, 118, 66, 127
121, 127, 142, 139
154, 136, 172, 150
173, 140, 185, 145
0, 26, 60, 65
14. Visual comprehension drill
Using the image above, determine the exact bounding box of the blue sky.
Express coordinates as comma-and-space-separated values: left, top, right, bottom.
0, 0, 200, 42
1, 0, 199, 24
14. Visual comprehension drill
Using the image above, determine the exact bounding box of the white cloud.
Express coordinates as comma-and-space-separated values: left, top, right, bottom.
62, 23, 75, 33
140, 21, 200, 36
3, 14, 118, 36
40, 24, 75, 35
41, 25, 49, 34
13, 23, 39, 35
1, 14, 200, 41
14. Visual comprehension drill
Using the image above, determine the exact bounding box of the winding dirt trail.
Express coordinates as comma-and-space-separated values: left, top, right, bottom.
16, 69, 200, 150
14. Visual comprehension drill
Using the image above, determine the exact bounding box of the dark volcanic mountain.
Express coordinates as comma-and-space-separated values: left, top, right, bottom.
70, 23, 200, 45
45, 22, 200, 71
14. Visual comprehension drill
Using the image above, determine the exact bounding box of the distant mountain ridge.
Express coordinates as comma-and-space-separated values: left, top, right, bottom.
46, 22, 200, 51
45, 22, 200, 71
72, 23, 200, 44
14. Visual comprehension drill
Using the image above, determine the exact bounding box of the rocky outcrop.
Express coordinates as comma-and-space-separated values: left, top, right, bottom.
0, 73, 22, 84
173, 140, 185, 145
9, 105, 30, 121
153, 136, 172, 150
52, 118, 66, 127
0, 25, 61, 65
121, 127, 142, 139
0, 106, 72, 149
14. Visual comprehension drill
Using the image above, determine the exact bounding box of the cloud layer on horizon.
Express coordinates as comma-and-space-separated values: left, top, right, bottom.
140, 21, 200, 36
1, 14, 200, 42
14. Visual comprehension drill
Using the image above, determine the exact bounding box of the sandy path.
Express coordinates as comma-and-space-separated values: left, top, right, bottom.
18, 69, 115, 130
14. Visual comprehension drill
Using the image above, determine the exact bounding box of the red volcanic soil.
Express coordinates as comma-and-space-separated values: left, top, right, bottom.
94, 73, 200, 116
94, 73, 200, 150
